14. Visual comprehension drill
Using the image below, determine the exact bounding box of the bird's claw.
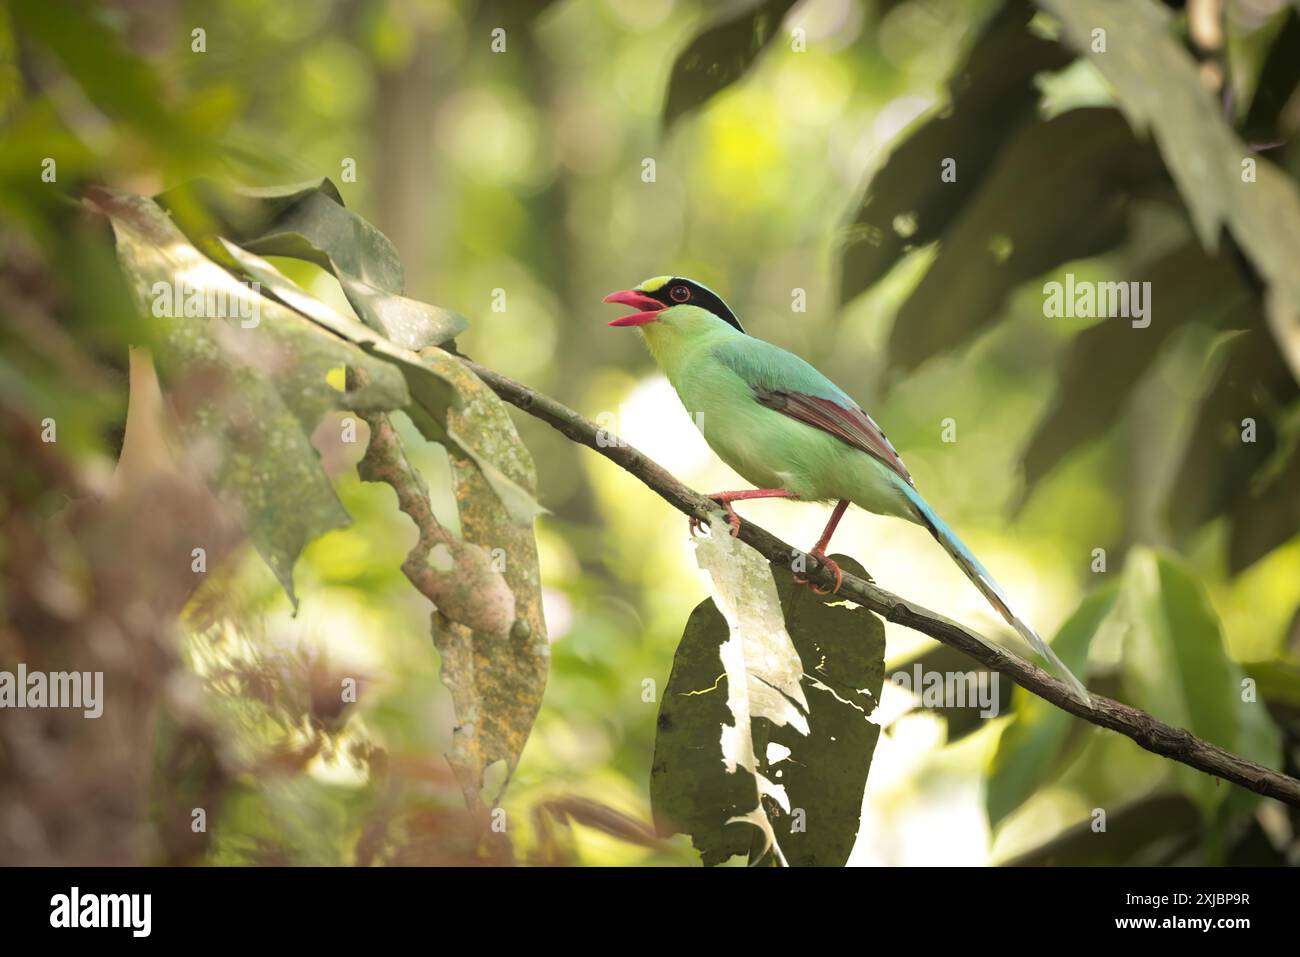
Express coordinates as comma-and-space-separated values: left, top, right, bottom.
819, 554, 844, 594
688, 498, 743, 538
795, 551, 842, 595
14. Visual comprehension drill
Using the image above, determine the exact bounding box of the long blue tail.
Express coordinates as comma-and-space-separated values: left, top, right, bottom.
902, 486, 1089, 701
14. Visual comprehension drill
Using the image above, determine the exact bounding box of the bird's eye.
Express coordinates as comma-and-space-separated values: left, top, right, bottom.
670, 285, 691, 303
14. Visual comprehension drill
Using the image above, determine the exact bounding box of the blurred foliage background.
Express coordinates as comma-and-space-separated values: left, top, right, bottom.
2, 0, 1300, 866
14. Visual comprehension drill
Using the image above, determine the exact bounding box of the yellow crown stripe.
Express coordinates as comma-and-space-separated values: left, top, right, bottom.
635, 275, 672, 293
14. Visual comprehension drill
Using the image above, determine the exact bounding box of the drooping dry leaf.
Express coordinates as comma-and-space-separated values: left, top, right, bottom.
434, 355, 549, 809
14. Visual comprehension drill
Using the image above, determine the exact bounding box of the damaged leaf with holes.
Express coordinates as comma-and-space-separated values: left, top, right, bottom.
433, 353, 550, 808
210, 200, 547, 806
651, 538, 883, 867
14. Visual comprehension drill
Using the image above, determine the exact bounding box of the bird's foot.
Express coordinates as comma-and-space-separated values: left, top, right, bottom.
718, 501, 742, 537
795, 548, 842, 595
688, 493, 745, 538
708, 497, 743, 537
810, 553, 843, 595
689, 515, 741, 536
690, 489, 796, 538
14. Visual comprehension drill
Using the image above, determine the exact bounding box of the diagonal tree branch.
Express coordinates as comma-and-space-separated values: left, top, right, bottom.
459, 355, 1300, 810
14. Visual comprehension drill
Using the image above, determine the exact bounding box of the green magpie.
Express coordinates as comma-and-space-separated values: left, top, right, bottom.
603, 275, 1088, 701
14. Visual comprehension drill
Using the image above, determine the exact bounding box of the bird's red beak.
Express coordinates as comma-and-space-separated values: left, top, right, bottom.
603, 289, 665, 327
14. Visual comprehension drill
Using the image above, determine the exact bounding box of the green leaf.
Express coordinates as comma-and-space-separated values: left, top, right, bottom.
8, 0, 210, 160
1167, 327, 1299, 547
1241, 6, 1300, 144
1038, 0, 1300, 386
651, 538, 883, 867
680, 526, 812, 865
890, 643, 1009, 743
160, 178, 468, 350
886, 108, 1162, 376
1115, 548, 1281, 815
1243, 660, 1300, 710
1018, 241, 1251, 497
764, 557, 885, 866
650, 585, 762, 865
1035, 0, 1241, 247
986, 586, 1115, 829
94, 189, 410, 607
218, 241, 544, 526
839, 3, 1071, 304
662, 0, 799, 129
1001, 792, 1202, 866
1228, 440, 1300, 574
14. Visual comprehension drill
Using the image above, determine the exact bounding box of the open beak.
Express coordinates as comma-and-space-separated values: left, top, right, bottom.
603, 289, 665, 327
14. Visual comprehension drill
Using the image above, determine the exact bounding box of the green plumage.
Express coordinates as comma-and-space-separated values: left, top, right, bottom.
643, 307, 918, 523
611, 276, 1089, 701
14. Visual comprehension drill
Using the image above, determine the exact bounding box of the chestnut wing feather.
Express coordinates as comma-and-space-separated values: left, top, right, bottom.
753, 389, 914, 488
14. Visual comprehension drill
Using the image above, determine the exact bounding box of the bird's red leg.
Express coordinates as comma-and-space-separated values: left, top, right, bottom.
811, 498, 849, 556
796, 499, 849, 594
690, 488, 797, 538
